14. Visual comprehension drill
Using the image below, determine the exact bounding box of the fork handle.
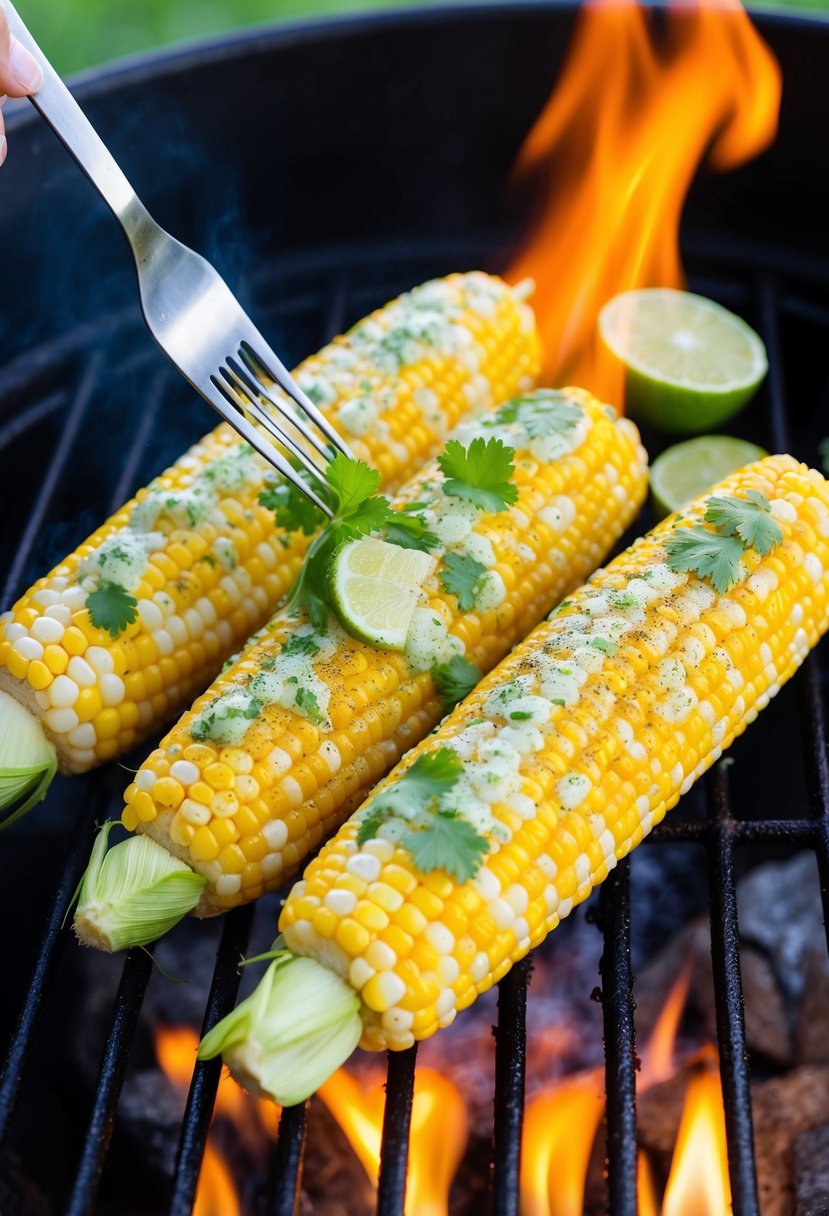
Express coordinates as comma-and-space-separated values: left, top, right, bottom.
3, 1, 151, 243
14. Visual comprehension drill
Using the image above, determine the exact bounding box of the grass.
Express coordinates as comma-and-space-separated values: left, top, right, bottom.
25, 0, 829, 77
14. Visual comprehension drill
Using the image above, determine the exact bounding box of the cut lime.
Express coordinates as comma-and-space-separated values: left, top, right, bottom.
599, 289, 768, 434
330, 537, 436, 649
650, 435, 768, 519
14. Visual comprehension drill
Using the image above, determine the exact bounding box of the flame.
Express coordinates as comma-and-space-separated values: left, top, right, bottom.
318, 1065, 467, 1216
520, 1071, 604, 1216
640, 959, 693, 1088
663, 1047, 732, 1216
638, 1152, 659, 1216
155, 1024, 279, 1216
507, 0, 781, 398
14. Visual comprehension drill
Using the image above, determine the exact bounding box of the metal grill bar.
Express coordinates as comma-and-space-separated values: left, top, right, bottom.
267, 1102, 308, 1216
597, 862, 638, 1215
168, 904, 255, 1216
0, 786, 94, 1146
2, 351, 103, 603
375, 1046, 418, 1215
705, 766, 760, 1216
66, 948, 155, 1216
491, 957, 530, 1216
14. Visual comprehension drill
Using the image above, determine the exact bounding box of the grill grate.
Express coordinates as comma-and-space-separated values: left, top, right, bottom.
1, 234, 828, 1216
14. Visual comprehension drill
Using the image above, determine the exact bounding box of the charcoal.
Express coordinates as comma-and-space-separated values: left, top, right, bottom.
795, 950, 829, 1066
297, 1098, 375, 1216
753, 1067, 829, 1216
738, 854, 827, 1006
793, 1123, 829, 1216
114, 1070, 186, 1183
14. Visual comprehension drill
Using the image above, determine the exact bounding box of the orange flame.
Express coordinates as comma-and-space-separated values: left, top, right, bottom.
640, 959, 693, 1088
638, 1152, 659, 1216
520, 1071, 604, 1216
155, 1025, 279, 1216
663, 1047, 732, 1216
507, 0, 781, 399
318, 1065, 467, 1216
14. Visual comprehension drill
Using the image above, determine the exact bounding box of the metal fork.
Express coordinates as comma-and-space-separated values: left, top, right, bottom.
4, 1, 352, 517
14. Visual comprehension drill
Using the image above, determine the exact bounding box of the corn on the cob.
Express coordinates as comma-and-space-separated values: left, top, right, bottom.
198, 455, 829, 1105
74, 388, 647, 948
0, 273, 539, 823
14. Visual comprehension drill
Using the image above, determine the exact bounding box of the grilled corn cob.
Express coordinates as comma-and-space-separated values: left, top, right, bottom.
0, 273, 539, 824
73, 388, 648, 950
198, 455, 829, 1105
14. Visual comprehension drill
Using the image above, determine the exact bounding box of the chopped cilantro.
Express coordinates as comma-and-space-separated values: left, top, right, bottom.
432, 655, 481, 710
589, 638, 617, 656
509, 710, 533, 720
197, 553, 218, 568
86, 581, 138, 638
280, 633, 321, 658
403, 811, 489, 882
703, 491, 783, 555
295, 687, 324, 725
356, 805, 385, 846
665, 525, 746, 594
438, 437, 518, 513
259, 474, 323, 536
440, 552, 487, 611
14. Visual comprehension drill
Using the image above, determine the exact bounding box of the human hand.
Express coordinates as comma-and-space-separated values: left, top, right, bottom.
0, 5, 43, 166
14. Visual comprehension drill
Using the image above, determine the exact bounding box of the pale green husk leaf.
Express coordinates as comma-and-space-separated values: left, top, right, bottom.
0, 690, 58, 829
73, 824, 207, 951
198, 952, 362, 1107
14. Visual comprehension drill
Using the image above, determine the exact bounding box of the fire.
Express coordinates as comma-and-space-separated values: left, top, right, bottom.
520, 1071, 604, 1216
155, 1025, 279, 1216
319, 1065, 468, 1216
663, 1047, 732, 1216
640, 960, 692, 1088
507, 0, 781, 398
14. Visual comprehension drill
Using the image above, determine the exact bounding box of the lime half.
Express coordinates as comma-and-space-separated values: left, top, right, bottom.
650, 435, 768, 520
599, 289, 768, 434
330, 537, 436, 649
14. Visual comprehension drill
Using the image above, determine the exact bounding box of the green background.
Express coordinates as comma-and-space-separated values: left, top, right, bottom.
24, 0, 829, 77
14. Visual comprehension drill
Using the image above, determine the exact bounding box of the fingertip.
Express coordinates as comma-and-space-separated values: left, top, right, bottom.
8, 38, 43, 94
0, 135, 7, 168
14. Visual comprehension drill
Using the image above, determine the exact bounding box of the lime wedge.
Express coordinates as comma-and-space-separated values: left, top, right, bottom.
330, 537, 437, 649
650, 435, 768, 519
599, 289, 768, 434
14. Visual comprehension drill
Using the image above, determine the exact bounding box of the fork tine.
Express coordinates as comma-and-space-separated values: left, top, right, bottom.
239, 341, 355, 460
219, 365, 330, 486
226, 355, 332, 468
208, 377, 333, 518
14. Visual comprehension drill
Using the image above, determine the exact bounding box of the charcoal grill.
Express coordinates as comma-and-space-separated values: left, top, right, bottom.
1, 5, 828, 1214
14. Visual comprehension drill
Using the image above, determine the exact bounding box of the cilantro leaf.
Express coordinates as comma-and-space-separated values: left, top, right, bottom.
403, 812, 489, 882
86, 581, 138, 638
383, 507, 440, 553
440, 552, 487, 611
356, 805, 385, 846
295, 687, 324, 725
259, 475, 324, 536
326, 454, 381, 516
372, 747, 463, 819
704, 491, 783, 556
432, 656, 482, 710
281, 633, 321, 658
495, 391, 583, 439
438, 437, 518, 513
665, 526, 746, 594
